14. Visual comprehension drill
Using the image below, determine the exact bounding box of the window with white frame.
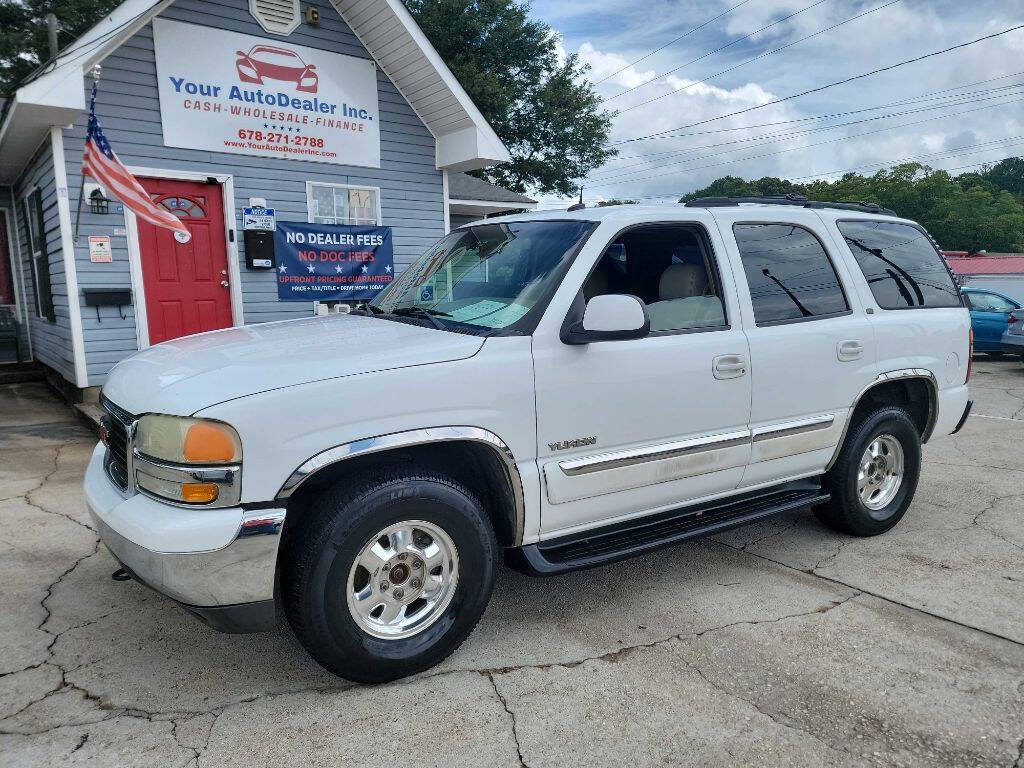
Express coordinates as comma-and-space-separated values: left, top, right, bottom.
307, 183, 381, 226
22, 190, 55, 322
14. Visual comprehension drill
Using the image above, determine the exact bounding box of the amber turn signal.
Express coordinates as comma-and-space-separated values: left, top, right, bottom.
180, 483, 219, 504
183, 422, 238, 463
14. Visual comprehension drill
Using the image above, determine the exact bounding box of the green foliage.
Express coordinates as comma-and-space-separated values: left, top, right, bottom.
405, 0, 616, 197
680, 160, 1024, 252
596, 198, 638, 206
0, 0, 121, 97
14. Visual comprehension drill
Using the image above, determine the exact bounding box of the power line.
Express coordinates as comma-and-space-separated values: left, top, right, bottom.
589, 87, 1024, 182
611, 82, 1024, 163
613, 0, 904, 115
593, 0, 754, 86
590, 108, 1024, 187
604, 0, 832, 102
608, 69, 1024, 147
580, 140, 1024, 202
612, 24, 1024, 145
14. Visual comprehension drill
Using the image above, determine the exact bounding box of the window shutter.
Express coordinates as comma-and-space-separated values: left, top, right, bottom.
249, 0, 300, 35
30, 190, 55, 323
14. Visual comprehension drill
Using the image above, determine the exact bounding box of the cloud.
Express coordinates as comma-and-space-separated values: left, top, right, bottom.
528, 0, 1024, 205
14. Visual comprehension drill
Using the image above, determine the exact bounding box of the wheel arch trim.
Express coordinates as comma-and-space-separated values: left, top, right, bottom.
275, 426, 526, 546
825, 368, 938, 472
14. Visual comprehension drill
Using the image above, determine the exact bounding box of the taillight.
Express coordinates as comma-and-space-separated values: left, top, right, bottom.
966, 327, 974, 384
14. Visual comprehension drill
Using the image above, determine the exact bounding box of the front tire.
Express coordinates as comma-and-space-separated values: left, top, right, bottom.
816, 407, 921, 536
282, 468, 497, 683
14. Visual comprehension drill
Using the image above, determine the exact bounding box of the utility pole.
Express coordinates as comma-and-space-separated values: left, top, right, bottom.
45, 13, 59, 60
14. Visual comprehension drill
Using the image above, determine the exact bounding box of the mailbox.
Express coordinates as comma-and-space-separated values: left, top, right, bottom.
244, 230, 276, 269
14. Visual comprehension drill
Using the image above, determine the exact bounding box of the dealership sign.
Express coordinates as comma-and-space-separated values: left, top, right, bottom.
275, 221, 394, 301
152, 18, 380, 167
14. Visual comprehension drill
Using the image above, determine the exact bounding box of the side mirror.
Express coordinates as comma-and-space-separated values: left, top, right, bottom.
563, 294, 650, 344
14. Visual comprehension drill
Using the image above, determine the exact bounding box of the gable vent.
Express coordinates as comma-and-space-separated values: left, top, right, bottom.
250, 0, 301, 35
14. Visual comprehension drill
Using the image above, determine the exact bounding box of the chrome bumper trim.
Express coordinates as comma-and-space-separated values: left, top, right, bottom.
89, 507, 286, 608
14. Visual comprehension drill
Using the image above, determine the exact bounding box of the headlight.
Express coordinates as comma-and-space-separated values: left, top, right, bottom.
135, 415, 241, 464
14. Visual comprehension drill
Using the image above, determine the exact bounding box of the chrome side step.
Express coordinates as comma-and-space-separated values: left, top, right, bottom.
507, 481, 829, 576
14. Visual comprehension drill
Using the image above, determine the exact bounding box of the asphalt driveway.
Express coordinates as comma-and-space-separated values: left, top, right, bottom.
1, 360, 1022, 767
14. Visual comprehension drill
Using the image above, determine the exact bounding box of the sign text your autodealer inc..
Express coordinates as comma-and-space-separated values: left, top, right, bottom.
152, 18, 381, 167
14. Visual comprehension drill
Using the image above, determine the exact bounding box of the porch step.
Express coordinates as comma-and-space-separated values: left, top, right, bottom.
74, 402, 104, 437
0, 362, 45, 385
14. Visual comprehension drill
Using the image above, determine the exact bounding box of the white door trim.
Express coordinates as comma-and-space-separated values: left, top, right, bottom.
50, 127, 89, 387
123, 167, 243, 349
0, 205, 33, 362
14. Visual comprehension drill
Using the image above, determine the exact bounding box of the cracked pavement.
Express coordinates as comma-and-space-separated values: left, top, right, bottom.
1, 360, 1023, 767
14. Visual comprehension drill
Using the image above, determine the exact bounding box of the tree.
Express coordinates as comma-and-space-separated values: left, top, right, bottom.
405, 0, 616, 197
0, 0, 121, 97
596, 199, 638, 206
678, 159, 1024, 252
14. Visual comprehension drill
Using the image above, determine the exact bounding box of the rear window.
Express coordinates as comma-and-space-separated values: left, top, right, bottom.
837, 220, 961, 309
733, 223, 849, 325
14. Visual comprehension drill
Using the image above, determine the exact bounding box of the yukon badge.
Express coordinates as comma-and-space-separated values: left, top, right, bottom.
548, 436, 597, 452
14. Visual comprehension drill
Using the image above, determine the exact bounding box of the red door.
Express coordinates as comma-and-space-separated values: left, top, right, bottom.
138, 178, 232, 345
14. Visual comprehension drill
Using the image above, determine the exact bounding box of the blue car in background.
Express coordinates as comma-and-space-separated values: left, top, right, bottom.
962, 288, 1023, 357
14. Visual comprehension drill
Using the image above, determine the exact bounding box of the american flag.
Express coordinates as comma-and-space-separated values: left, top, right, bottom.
82, 83, 190, 242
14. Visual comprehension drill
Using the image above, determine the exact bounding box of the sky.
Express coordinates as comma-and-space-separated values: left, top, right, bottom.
526, 0, 1024, 207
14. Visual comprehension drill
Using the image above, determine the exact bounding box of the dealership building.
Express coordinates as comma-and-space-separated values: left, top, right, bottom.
0, 0, 534, 393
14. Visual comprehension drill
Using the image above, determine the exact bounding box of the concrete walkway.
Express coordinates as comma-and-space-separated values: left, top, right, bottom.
0, 362, 1022, 767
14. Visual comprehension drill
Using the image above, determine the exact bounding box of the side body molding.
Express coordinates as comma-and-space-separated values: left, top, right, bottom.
825, 368, 939, 471
276, 427, 527, 546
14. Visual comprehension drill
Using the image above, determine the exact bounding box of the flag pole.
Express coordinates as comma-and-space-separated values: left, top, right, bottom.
74, 65, 102, 241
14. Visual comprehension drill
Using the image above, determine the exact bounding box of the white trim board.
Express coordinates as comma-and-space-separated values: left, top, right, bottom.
123, 166, 244, 349
51, 128, 89, 388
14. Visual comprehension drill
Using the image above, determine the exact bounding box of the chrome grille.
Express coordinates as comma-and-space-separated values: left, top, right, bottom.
100, 394, 134, 492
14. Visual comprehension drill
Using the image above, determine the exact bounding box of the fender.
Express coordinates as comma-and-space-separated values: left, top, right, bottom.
275, 426, 526, 546
825, 368, 938, 472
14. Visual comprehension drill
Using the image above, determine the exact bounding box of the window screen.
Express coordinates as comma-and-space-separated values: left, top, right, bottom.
837, 220, 961, 309
733, 223, 849, 325
308, 184, 380, 226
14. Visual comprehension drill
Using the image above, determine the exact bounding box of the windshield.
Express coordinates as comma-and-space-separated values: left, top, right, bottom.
370, 220, 594, 332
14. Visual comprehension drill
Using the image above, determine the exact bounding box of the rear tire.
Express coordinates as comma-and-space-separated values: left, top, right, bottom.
282, 467, 497, 683
816, 407, 921, 536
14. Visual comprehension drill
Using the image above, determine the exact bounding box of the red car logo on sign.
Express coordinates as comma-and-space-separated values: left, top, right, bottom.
235, 45, 318, 93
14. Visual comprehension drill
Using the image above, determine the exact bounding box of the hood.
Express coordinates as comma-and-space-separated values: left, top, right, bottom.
101, 314, 485, 415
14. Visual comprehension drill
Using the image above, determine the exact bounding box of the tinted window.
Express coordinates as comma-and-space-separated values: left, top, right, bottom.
837, 220, 961, 309
733, 223, 849, 324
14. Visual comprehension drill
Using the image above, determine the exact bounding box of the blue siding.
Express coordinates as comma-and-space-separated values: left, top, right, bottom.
12, 140, 77, 381
65, 0, 445, 385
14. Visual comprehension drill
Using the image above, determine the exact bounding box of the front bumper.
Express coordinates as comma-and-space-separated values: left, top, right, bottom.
85, 445, 285, 632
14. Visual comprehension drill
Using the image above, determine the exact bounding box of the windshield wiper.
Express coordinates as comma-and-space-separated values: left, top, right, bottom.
390, 305, 450, 329
357, 303, 385, 316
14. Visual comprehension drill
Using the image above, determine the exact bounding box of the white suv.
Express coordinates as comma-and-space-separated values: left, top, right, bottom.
86, 196, 972, 682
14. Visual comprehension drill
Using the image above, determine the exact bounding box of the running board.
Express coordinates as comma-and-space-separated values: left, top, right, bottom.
507, 481, 829, 576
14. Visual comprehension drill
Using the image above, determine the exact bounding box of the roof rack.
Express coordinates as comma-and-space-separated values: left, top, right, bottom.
683, 195, 897, 217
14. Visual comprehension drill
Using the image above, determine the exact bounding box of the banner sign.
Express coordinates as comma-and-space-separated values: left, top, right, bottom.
275, 222, 394, 301
153, 18, 381, 167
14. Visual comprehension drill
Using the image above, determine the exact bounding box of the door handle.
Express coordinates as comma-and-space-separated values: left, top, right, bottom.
713, 354, 747, 380
220, 280, 230, 288
837, 340, 864, 361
